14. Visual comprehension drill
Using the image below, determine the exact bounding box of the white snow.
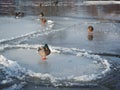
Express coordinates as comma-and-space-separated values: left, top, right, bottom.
83, 1, 120, 5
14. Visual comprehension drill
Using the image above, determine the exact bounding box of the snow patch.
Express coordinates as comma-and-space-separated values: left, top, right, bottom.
83, 1, 120, 5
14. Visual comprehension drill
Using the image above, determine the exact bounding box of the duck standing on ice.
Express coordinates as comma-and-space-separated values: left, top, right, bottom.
38, 44, 51, 60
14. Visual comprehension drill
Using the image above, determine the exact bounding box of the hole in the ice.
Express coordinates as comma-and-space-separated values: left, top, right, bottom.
1, 48, 109, 78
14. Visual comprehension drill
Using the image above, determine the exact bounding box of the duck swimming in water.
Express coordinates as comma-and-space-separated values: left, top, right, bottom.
15, 12, 24, 18
87, 26, 94, 41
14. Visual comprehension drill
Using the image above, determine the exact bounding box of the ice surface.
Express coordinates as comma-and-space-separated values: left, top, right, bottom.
0, 15, 118, 90
0, 44, 111, 88
0, 17, 40, 40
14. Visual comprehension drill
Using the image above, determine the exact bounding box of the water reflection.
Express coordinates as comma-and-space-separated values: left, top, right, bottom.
88, 34, 93, 41
0, 0, 76, 16
85, 4, 120, 21
0, 0, 120, 20
39, 60, 50, 74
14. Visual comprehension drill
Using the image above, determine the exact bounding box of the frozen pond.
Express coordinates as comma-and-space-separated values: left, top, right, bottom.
0, 1, 120, 90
